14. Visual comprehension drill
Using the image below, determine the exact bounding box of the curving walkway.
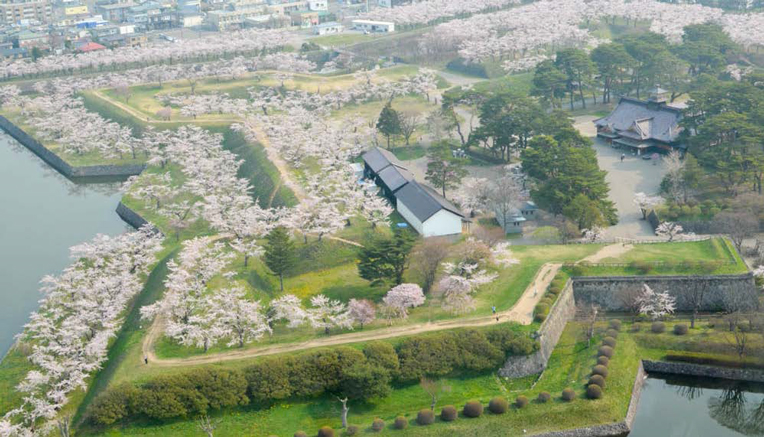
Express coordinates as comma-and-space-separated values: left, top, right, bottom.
140, 244, 627, 367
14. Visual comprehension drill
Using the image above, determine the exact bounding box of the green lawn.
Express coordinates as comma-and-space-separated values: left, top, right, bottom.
310, 33, 376, 47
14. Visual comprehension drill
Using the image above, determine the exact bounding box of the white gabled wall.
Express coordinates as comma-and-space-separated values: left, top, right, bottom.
422, 209, 462, 237
395, 198, 424, 234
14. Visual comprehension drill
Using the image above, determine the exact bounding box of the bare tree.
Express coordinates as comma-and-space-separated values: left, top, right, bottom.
714, 212, 758, 254
115, 84, 132, 103
337, 396, 349, 428
411, 238, 450, 295
617, 285, 642, 321
56, 415, 71, 437
579, 303, 600, 347
488, 176, 522, 231
197, 414, 217, 437
426, 110, 451, 141
399, 111, 421, 146
420, 377, 451, 411
726, 325, 750, 360
686, 278, 710, 329
663, 150, 685, 203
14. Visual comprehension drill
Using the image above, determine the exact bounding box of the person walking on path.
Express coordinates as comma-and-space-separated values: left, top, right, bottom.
621, 153, 625, 162
492, 305, 497, 315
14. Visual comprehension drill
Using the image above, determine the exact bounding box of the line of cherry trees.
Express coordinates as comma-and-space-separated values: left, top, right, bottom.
0, 228, 163, 436
0, 28, 292, 80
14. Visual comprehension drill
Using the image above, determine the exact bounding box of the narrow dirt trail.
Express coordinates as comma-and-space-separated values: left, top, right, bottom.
580, 243, 634, 263
141, 244, 625, 367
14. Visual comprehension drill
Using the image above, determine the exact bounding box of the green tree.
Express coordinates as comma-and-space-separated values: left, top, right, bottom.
473, 93, 546, 160
678, 23, 736, 77
340, 362, 392, 401
532, 59, 568, 109
619, 32, 671, 98
425, 144, 468, 198
562, 194, 606, 230
31, 46, 42, 61
264, 226, 297, 291
591, 43, 633, 103
376, 101, 401, 148
555, 48, 595, 110
357, 230, 416, 286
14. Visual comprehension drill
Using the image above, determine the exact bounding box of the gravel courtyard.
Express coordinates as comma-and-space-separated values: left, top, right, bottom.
574, 115, 667, 238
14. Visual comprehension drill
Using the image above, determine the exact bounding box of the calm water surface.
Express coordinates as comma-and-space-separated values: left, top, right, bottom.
630, 374, 764, 437
0, 134, 128, 355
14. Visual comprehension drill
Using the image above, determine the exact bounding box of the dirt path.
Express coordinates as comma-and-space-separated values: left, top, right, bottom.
579, 243, 634, 263
143, 262, 560, 367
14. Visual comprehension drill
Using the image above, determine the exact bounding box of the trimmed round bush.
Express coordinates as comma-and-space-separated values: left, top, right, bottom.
294, 433, 308, 437
515, 396, 529, 409
652, 322, 666, 333
592, 365, 609, 378
597, 356, 610, 366
602, 336, 617, 348
371, 418, 385, 432
463, 401, 484, 418
674, 324, 688, 335
630, 323, 641, 333
562, 388, 576, 402
609, 319, 622, 331
346, 425, 360, 436
589, 374, 606, 388
393, 416, 408, 430
489, 397, 509, 414
440, 405, 457, 422
586, 384, 603, 399
606, 329, 619, 339
318, 426, 335, 437
535, 312, 548, 322
537, 392, 551, 403
598, 345, 614, 358
417, 409, 435, 425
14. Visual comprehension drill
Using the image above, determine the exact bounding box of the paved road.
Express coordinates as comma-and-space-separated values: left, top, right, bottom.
574, 115, 666, 238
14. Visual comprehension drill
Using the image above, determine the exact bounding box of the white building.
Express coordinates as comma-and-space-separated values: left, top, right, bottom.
308, 0, 326, 10
377, 0, 391, 7
395, 181, 464, 237
352, 19, 394, 33
313, 21, 342, 35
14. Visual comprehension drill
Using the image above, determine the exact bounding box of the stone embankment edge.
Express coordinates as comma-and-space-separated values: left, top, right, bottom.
0, 115, 145, 179
642, 360, 764, 383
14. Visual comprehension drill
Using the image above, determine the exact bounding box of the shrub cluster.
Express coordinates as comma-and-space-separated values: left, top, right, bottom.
652, 322, 666, 333
463, 401, 483, 418
346, 425, 359, 436
90, 327, 537, 425
317, 426, 334, 437
602, 336, 617, 348
393, 416, 408, 429
489, 397, 509, 414
537, 392, 551, 403
372, 418, 385, 431
533, 272, 568, 323
609, 319, 622, 331
592, 365, 608, 377
586, 384, 603, 399
562, 388, 576, 401
294, 432, 308, 437
440, 406, 457, 422
515, 396, 529, 409
674, 324, 688, 335
598, 345, 614, 358
597, 356, 609, 366
417, 409, 435, 425
589, 375, 606, 388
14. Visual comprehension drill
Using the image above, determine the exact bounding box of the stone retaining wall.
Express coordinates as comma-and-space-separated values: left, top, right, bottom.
573, 274, 758, 312
499, 278, 577, 378
116, 201, 162, 235
643, 360, 764, 383
0, 115, 145, 179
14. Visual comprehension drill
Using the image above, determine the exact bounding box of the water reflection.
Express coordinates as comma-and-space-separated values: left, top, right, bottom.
630, 374, 764, 437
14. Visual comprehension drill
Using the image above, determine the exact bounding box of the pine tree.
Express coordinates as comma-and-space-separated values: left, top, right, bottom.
264, 226, 296, 291
376, 101, 401, 149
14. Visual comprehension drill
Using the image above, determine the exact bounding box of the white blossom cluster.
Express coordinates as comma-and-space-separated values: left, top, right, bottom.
17, 94, 144, 158
1, 228, 162, 435
159, 92, 250, 119
0, 28, 292, 80
422, 0, 763, 64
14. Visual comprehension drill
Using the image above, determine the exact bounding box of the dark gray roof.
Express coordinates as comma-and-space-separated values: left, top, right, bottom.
594, 97, 683, 143
377, 165, 413, 192
362, 147, 405, 174
395, 181, 464, 222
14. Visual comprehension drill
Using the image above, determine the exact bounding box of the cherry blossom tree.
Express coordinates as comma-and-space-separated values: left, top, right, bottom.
347, 299, 376, 329
307, 295, 353, 335
636, 284, 677, 320
656, 221, 684, 242
633, 192, 664, 220
208, 287, 271, 348
382, 283, 426, 321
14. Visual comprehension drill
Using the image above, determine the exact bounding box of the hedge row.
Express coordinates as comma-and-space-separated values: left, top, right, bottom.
533, 271, 569, 323
90, 326, 536, 425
